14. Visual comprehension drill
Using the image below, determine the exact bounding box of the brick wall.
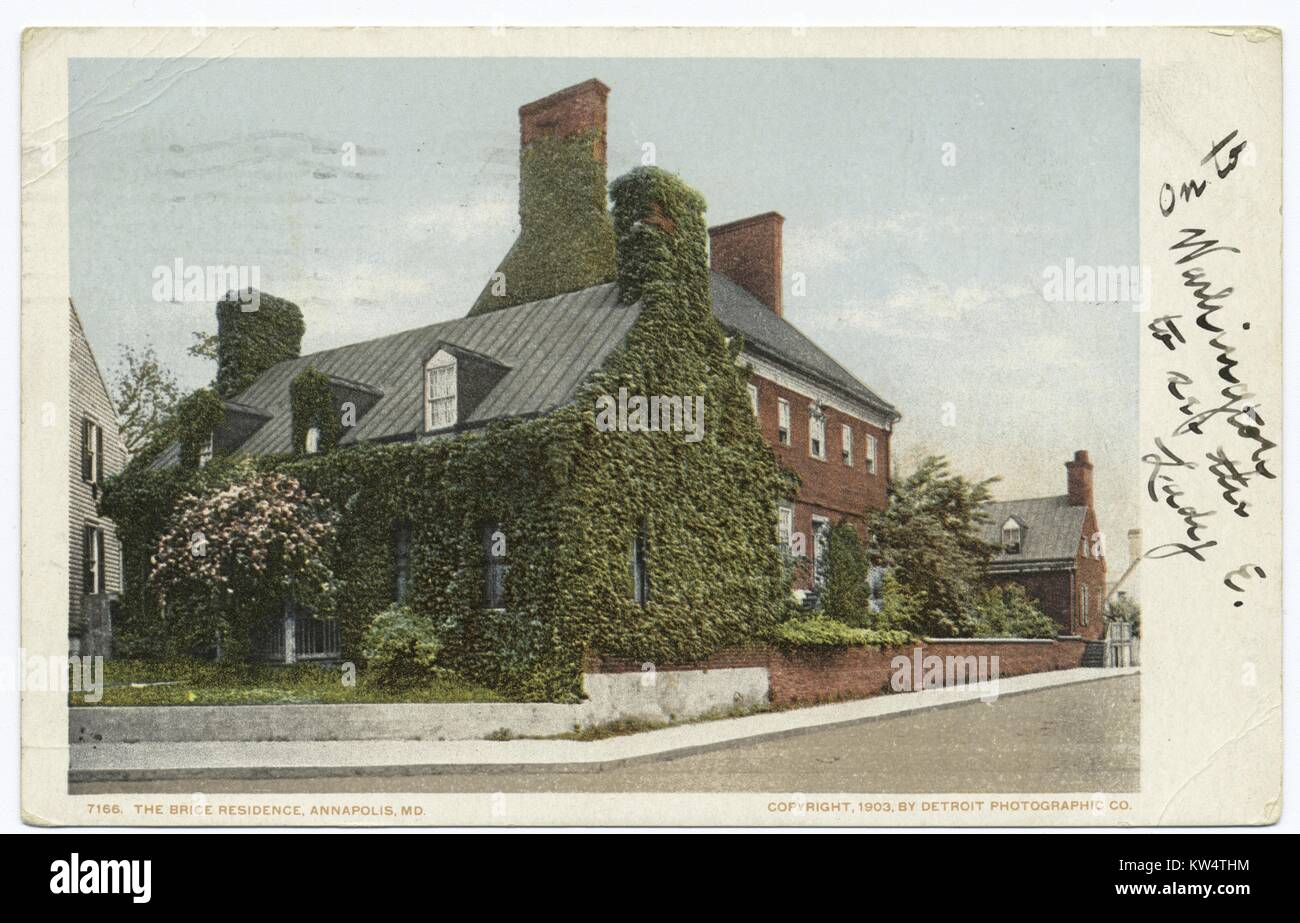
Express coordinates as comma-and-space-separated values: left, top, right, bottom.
588, 637, 1087, 708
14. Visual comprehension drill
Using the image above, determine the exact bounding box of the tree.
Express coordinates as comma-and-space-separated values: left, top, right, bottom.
821, 521, 874, 626
110, 343, 181, 457
149, 470, 338, 659
864, 455, 1000, 637
188, 330, 219, 364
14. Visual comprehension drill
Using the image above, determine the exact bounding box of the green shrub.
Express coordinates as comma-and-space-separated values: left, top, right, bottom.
964, 584, 1058, 639
770, 614, 912, 649
360, 604, 443, 687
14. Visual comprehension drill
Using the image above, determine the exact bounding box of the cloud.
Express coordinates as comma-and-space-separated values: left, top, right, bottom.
795, 278, 1037, 338
784, 212, 929, 272
404, 197, 517, 245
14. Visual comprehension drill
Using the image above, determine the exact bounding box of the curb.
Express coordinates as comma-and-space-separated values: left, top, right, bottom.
70, 668, 1139, 783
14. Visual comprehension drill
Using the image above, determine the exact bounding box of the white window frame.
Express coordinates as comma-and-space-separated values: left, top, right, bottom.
1081, 584, 1090, 626
1001, 518, 1022, 554
84, 524, 103, 594
83, 419, 101, 484
304, 426, 321, 455
777, 398, 791, 445
809, 410, 826, 461
777, 503, 795, 553
198, 432, 214, 468
865, 433, 878, 475
841, 423, 853, 466
424, 349, 458, 432
747, 383, 759, 417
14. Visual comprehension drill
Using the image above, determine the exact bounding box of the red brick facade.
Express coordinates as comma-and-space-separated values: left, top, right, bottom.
747, 371, 891, 589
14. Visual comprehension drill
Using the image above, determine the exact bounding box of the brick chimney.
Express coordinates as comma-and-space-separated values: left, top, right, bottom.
519, 78, 609, 164
1065, 449, 1094, 508
709, 212, 785, 316
468, 79, 617, 316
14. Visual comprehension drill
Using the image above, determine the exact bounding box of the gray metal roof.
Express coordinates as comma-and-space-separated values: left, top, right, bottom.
149, 271, 899, 466
190, 283, 637, 460
981, 495, 1086, 565
709, 272, 898, 420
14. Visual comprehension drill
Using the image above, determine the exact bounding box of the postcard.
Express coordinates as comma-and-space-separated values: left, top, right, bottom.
19, 25, 1282, 826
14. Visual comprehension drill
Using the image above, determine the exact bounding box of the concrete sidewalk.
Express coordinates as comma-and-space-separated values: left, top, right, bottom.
70, 667, 1139, 782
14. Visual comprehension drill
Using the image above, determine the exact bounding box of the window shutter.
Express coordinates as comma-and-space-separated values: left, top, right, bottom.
96, 528, 105, 593
80, 420, 91, 481
95, 423, 104, 484
82, 528, 92, 593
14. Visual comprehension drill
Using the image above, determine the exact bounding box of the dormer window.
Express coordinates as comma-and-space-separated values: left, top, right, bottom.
1001, 518, 1022, 555
424, 350, 457, 431
304, 426, 321, 455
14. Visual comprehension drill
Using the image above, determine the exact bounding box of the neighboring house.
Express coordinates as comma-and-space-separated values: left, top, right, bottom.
69, 299, 126, 656
980, 450, 1107, 640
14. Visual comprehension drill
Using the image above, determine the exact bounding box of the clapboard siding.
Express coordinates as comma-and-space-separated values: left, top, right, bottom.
68, 305, 125, 642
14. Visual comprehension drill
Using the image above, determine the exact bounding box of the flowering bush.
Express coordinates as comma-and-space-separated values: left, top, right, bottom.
150, 470, 339, 659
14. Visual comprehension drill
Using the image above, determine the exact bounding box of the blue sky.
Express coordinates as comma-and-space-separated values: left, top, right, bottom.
70, 56, 1140, 570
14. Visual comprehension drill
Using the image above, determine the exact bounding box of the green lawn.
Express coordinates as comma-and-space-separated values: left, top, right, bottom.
72, 660, 507, 706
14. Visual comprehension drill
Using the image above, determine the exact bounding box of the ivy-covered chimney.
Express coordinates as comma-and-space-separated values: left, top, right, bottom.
215, 289, 305, 398
467, 79, 617, 316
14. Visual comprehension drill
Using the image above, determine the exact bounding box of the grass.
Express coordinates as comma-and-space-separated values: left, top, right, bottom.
70, 659, 507, 707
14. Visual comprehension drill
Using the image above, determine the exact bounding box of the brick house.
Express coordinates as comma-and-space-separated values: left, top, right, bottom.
981, 450, 1107, 639
69, 299, 126, 655
129, 79, 899, 671
469, 79, 899, 595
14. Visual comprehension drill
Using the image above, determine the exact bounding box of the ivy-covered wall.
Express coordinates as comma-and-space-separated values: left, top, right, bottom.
468, 129, 617, 316
102, 167, 794, 701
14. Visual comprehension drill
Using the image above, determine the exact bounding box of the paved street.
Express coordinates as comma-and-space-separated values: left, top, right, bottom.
74, 673, 1139, 795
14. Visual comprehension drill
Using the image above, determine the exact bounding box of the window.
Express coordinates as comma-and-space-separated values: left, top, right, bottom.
841, 424, 853, 465
482, 522, 508, 609
1001, 518, 1022, 555
81, 419, 102, 485
747, 383, 759, 417
82, 524, 104, 594
630, 520, 649, 605
424, 349, 457, 431
777, 399, 791, 445
1081, 585, 1090, 627
777, 504, 795, 555
809, 409, 826, 460
198, 432, 214, 468
294, 607, 341, 660
865, 434, 878, 475
392, 519, 412, 603
304, 426, 321, 455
